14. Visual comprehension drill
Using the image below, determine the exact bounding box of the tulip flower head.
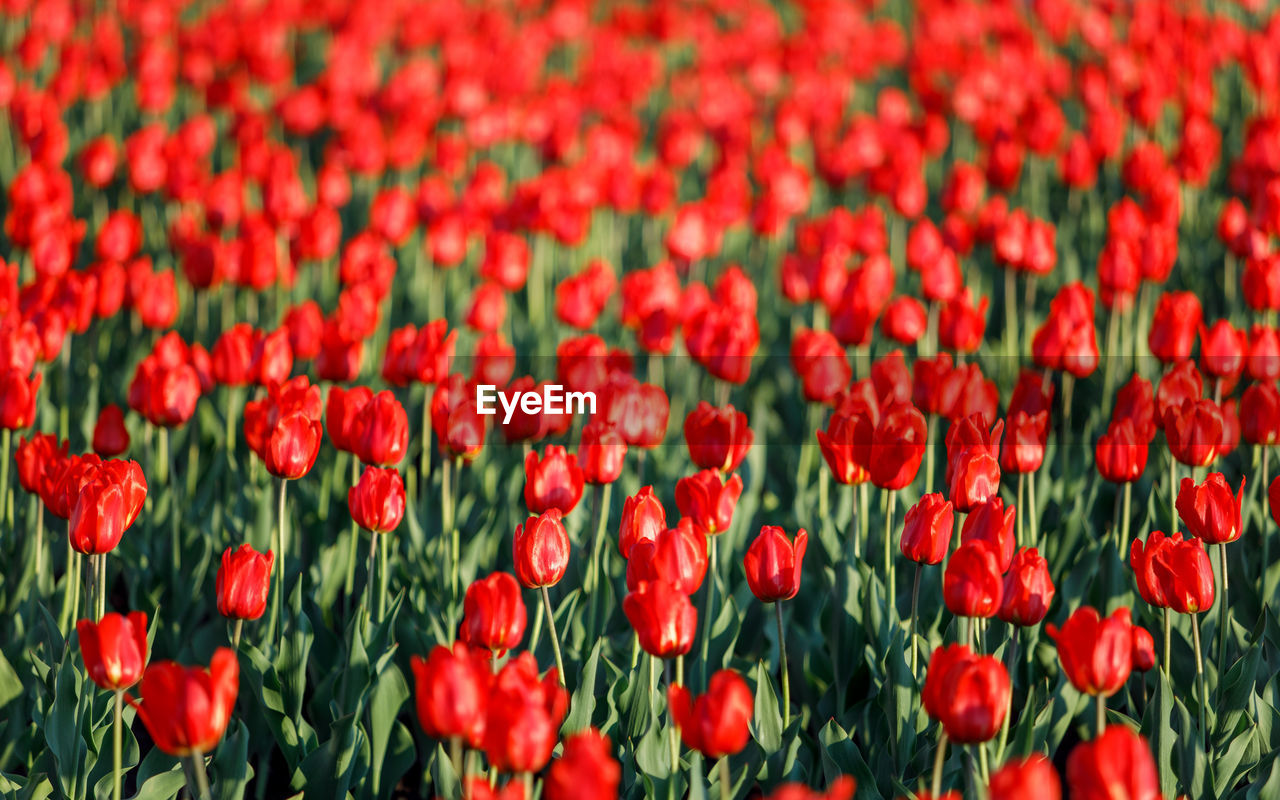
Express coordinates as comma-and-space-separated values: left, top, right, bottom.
460, 572, 527, 656
743, 526, 808, 602
348, 466, 406, 534
1176, 472, 1244, 545
1046, 606, 1134, 697
668, 669, 753, 759
1065, 725, 1160, 800
216, 544, 274, 620
675, 469, 743, 535
410, 641, 492, 748
986, 754, 1060, 800
900, 493, 955, 565
922, 644, 1011, 743
544, 728, 622, 800
524, 445, 585, 515
623, 579, 698, 658
77, 611, 148, 691
128, 648, 239, 757
513, 510, 571, 589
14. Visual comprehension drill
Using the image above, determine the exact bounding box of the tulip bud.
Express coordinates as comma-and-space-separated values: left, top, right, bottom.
623, 579, 697, 658
348, 466, 405, 534
997, 548, 1055, 626
1148, 291, 1201, 364
410, 642, 492, 748
482, 652, 568, 774
92, 404, 130, 457
900, 493, 954, 565
128, 648, 239, 757
1131, 626, 1156, 672
545, 729, 622, 800
354, 390, 409, 467
943, 541, 1003, 618
524, 445, 585, 515
216, 544, 274, 620
579, 420, 626, 485
626, 519, 707, 595
1164, 398, 1222, 468
742, 526, 807, 602
960, 498, 1017, 571
1241, 382, 1280, 445
987, 755, 1060, 800
1046, 606, 1133, 697
1095, 419, 1148, 483
668, 670, 753, 759
513, 510, 570, 589
265, 411, 323, 479
1065, 725, 1160, 800
1176, 472, 1244, 545
77, 611, 148, 691
674, 469, 743, 535
922, 644, 1010, 744
459, 572, 526, 655
618, 486, 666, 558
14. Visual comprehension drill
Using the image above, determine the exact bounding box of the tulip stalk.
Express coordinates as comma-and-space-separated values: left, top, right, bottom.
0, 428, 10, 529
586, 482, 613, 642
1263, 447, 1272, 594
717, 757, 731, 800
930, 731, 948, 798
1191, 612, 1209, 754
112, 689, 124, 800
775, 603, 790, 729
275, 477, 288, 647
540, 585, 567, 687
184, 753, 212, 800
1095, 696, 1106, 738
883, 490, 897, 608
699, 536, 719, 672
908, 563, 922, 678
1162, 608, 1172, 675
1217, 542, 1230, 682
343, 456, 361, 611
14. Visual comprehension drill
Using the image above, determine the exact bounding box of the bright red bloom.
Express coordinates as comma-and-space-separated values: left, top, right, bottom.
513, 510, 570, 589
69, 459, 148, 555
946, 417, 1003, 512
1095, 420, 1148, 484
1149, 534, 1216, 614
349, 466, 406, 534
626, 519, 707, 596
960, 498, 1017, 571
0, 369, 41, 429
459, 572, 526, 655
325, 385, 374, 454
1114, 373, 1156, 442
353, 390, 409, 467
998, 548, 1055, 626
1131, 626, 1157, 672
938, 288, 988, 354
816, 410, 872, 486
1242, 382, 1280, 445
790, 327, 851, 404
675, 469, 743, 535
1000, 410, 1048, 474
216, 544, 274, 621
987, 755, 1060, 800
1200, 319, 1247, 380
1148, 292, 1202, 364
1129, 531, 1181, 608
900, 493, 954, 565
1155, 360, 1202, 425
867, 402, 928, 490
743, 526, 807, 602
760, 777, 856, 800
1046, 606, 1134, 697
524, 445, 585, 515
92, 404, 130, 457
1031, 282, 1098, 377
128, 648, 239, 757
410, 642, 492, 748
544, 729, 622, 800
15, 432, 68, 496
944, 541, 1004, 618
1164, 398, 1222, 468
599, 377, 669, 448
668, 670, 753, 759
265, 411, 323, 480
77, 611, 148, 691
482, 652, 568, 774
623, 579, 698, 658
579, 420, 626, 485
1176, 472, 1244, 545
618, 486, 667, 558
683, 402, 753, 472
1065, 725, 1160, 800
1248, 325, 1280, 382
922, 644, 1010, 744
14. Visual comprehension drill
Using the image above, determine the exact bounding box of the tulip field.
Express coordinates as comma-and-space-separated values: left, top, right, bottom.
8, 0, 1280, 798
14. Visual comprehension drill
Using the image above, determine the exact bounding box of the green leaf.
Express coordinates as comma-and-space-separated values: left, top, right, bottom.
210, 720, 254, 800
750, 662, 782, 754
367, 664, 410, 800
563, 640, 602, 735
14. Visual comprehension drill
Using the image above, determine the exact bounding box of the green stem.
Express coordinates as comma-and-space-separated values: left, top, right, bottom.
541, 585, 567, 686
931, 731, 948, 798
113, 690, 123, 800
718, 757, 731, 800
1095, 695, 1106, 738
276, 478, 288, 648
884, 490, 897, 611
232, 618, 243, 649
1028, 471, 1040, 549
448, 737, 463, 791
699, 536, 719, 674
1016, 472, 1024, 548
665, 661, 681, 798
1218, 542, 1229, 682
1192, 613, 1209, 754
776, 603, 790, 729
1265, 448, 1273, 597
1163, 608, 1172, 676
0, 428, 10, 530
379, 528, 389, 622
909, 563, 922, 679
587, 483, 612, 642
188, 752, 212, 800
1169, 453, 1178, 533
343, 456, 360, 603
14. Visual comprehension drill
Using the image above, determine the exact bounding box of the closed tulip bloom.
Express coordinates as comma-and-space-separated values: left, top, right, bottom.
524, 445, 585, 515
938, 288, 989, 353
348, 466, 405, 534
545, 728, 622, 800
998, 548, 1055, 626
460, 572, 527, 655
944, 541, 1004, 618
623, 579, 698, 658
482, 652, 568, 774
1151, 536, 1215, 614
618, 486, 667, 558
69, 460, 148, 555
15, 433, 67, 495
216, 544, 274, 620
922, 644, 1010, 744
1113, 373, 1156, 442
960, 498, 1017, 571
1095, 420, 1148, 483
1131, 626, 1157, 672
579, 420, 626, 485
1148, 291, 1202, 364
987, 755, 1060, 800
948, 446, 1001, 513
743, 526, 808, 602
1200, 319, 1247, 380
816, 411, 872, 486
77, 611, 148, 691
668, 669, 753, 759
1000, 410, 1048, 474
1176, 472, 1243, 545
128, 648, 239, 757
410, 642, 492, 748
354, 390, 409, 467
92, 404, 130, 456
675, 469, 744, 535
1154, 360, 1202, 425
265, 411, 323, 479
871, 350, 913, 406
0, 369, 40, 429
1248, 325, 1280, 382
790, 328, 851, 404
1065, 725, 1160, 800
683, 402, 753, 472
900, 493, 954, 565
1129, 531, 1182, 608
250, 328, 293, 387
1046, 606, 1133, 697
1164, 398, 1222, 468
1241, 383, 1280, 445
626, 519, 707, 595
869, 402, 928, 490
513, 510, 570, 589
325, 385, 374, 454
881, 295, 927, 344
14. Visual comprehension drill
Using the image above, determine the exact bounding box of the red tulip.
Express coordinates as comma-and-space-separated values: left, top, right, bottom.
683, 402, 753, 472
77, 611, 148, 691
1031, 282, 1098, 377
354, 390, 409, 467
216, 544, 274, 621
960, 497, 1017, 571
265, 411, 323, 479
544, 729, 622, 800
599, 377, 669, 448
668, 669, 753, 759
944, 541, 1003, 618
937, 288, 988, 353
1113, 373, 1156, 442
1242, 382, 1280, 445
1000, 410, 1048, 474
947, 428, 1003, 513
1095, 420, 1148, 483
579, 420, 626, 485
618, 486, 667, 558
15, 432, 68, 496
761, 777, 856, 800
871, 350, 912, 407
1131, 626, 1157, 672
881, 296, 927, 344
626, 519, 707, 595
987, 755, 1060, 800
1149, 534, 1215, 614
816, 410, 872, 486
922, 644, 1010, 744
900, 493, 954, 565
623, 579, 698, 658
1046, 606, 1133, 697
1176, 472, 1243, 545
127, 648, 239, 757
410, 641, 492, 748
1148, 291, 1202, 364
1164, 398, 1222, 468
1154, 360, 1202, 425
482, 652, 568, 774
325, 385, 373, 454
1065, 725, 1160, 800
1247, 325, 1280, 382
0, 369, 41, 429
69, 459, 148, 555
524, 445, 585, 515
675, 469, 743, 535
868, 402, 928, 490
743, 526, 807, 602
349, 466, 406, 534
1200, 319, 1247, 381
998, 548, 1055, 626
459, 572, 526, 655
513, 510, 570, 589
790, 327, 851, 404
92, 404, 130, 457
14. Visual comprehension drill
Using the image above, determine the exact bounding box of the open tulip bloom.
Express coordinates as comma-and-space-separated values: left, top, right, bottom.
10, 1, 1280, 799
